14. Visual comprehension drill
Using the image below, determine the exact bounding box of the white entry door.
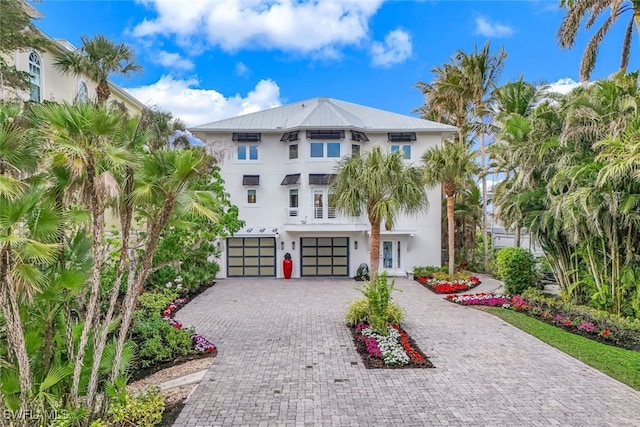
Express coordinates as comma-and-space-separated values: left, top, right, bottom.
381, 240, 403, 275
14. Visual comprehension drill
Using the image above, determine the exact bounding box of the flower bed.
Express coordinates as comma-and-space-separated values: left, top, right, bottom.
351, 323, 434, 369
161, 297, 217, 353
447, 292, 640, 351
416, 276, 481, 294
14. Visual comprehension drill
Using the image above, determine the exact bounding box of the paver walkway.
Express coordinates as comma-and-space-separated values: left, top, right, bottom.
173, 276, 640, 426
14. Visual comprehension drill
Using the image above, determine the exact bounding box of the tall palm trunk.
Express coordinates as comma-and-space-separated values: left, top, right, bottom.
86, 168, 134, 407
481, 132, 488, 270
445, 187, 456, 275
368, 213, 381, 274
515, 225, 521, 247
71, 158, 106, 402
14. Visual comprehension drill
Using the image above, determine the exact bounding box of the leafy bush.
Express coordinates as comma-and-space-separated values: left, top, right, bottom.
107, 386, 165, 427
432, 271, 473, 281
413, 265, 446, 278
345, 298, 405, 326
496, 247, 537, 294
353, 273, 405, 334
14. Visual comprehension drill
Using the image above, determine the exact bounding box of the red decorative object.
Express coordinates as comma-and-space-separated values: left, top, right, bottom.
283, 253, 293, 279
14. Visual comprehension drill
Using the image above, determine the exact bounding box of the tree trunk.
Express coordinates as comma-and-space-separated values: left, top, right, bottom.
96, 80, 111, 105
368, 213, 381, 274
481, 132, 488, 271
71, 158, 106, 402
86, 168, 134, 408
446, 194, 455, 275
515, 226, 521, 247
110, 194, 177, 382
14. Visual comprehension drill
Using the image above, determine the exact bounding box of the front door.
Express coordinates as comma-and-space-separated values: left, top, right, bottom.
381, 240, 403, 275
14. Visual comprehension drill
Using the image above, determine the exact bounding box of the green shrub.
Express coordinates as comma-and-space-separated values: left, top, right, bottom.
345, 298, 405, 326
495, 247, 537, 294
131, 313, 194, 368
432, 271, 473, 281
108, 386, 165, 427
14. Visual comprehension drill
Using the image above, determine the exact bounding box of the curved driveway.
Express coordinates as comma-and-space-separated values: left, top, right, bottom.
173, 277, 640, 426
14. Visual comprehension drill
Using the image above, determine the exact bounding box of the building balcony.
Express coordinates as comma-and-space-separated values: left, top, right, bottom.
282, 207, 368, 232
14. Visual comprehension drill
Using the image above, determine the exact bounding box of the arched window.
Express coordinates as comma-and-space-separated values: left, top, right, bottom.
76, 81, 88, 103
28, 52, 41, 102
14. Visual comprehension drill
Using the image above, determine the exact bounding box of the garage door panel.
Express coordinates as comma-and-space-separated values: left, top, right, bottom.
300, 237, 349, 277
227, 237, 276, 277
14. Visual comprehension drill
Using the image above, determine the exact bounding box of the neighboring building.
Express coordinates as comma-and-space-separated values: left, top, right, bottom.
191, 97, 457, 278
0, 4, 145, 115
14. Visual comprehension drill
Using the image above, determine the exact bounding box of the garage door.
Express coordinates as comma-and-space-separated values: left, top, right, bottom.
227, 237, 276, 277
301, 237, 349, 276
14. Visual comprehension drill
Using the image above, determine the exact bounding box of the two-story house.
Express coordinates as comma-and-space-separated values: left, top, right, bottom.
191, 97, 456, 278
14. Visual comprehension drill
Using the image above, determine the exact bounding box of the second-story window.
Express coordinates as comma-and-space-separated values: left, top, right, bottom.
28, 52, 41, 102
289, 189, 299, 217
289, 144, 298, 159
247, 189, 257, 204
310, 142, 340, 158
238, 144, 258, 160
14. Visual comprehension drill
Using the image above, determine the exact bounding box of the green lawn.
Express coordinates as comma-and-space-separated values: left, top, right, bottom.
482, 307, 640, 391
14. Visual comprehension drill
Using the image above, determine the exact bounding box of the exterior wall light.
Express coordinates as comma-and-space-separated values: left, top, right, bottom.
281, 241, 285, 250
354, 240, 358, 250
292, 241, 296, 250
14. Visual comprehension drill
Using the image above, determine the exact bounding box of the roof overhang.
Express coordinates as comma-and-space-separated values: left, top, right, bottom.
232, 226, 280, 238
367, 230, 417, 237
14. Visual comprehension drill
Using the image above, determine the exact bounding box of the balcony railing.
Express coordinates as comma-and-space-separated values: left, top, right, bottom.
285, 207, 363, 225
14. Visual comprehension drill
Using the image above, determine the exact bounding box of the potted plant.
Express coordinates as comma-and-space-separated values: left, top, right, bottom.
283, 252, 293, 279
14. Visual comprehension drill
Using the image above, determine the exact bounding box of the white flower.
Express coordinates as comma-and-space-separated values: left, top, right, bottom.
166, 282, 173, 288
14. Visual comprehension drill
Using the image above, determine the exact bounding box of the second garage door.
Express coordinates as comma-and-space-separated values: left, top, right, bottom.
301, 237, 349, 276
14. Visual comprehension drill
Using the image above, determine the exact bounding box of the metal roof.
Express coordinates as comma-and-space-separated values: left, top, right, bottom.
191, 97, 457, 133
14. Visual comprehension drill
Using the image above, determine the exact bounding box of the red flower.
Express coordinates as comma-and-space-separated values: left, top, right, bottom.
601, 329, 611, 337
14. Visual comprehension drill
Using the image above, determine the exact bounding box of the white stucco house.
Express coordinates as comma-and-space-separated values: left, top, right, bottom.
191, 97, 456, 278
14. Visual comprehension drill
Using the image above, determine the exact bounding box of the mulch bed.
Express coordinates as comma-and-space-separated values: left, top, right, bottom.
349, 325, 435, 369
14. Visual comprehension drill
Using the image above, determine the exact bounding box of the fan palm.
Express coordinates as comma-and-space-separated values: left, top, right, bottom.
557, 0, 640, 81
54, 34, 142, 104
330, 146, 428, 274
422, 141, 479, 274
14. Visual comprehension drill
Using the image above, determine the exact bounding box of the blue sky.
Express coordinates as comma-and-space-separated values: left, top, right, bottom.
35, 0, 638, 127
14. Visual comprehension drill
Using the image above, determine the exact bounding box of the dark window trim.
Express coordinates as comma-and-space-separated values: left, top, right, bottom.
280, 131, 299, 141
350, 130, 369, 142
309, 173, 336, 185
281, 174, 301, 185
306, 130, 345, 139
242, 175, 260, 186
233, 132, 261, 142
388, 132, 416, 142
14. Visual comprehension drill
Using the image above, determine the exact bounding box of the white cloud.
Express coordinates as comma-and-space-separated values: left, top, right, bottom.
544, 77, 582, 94
151, 50, 195, 71
124, 75, 282, 127
235, 61, 249, 77
131, 0, 384, 56
370, 29, 412, 68
474, 16, 514, 38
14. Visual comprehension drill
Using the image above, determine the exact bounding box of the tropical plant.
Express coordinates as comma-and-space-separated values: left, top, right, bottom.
54, 34, 142, 104
557, 0, 640, 81
422, 141, 479, 275
330, 146, 427, 273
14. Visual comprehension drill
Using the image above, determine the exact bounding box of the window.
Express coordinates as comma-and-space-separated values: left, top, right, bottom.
388, 132, 416, 142
310, 142, 340, 158
351, 144, 361, 156
247, 189, 257, 204
28, 52, 41, 102
351, 130, 369, 142
313, 189, 337, 219
310, 142, 324, 158
289, 189, 299, 217
237, 145, 258, 160
327, 142, 340, 158
281, 131, 299, 141
76, 81, 88, 103
307, 130, 344, 139
391, 144, 411, 160
289, 144, 298, 159
233, 133, 261, 142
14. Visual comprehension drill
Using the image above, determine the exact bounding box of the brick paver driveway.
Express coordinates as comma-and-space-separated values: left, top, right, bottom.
173, 277, 640, 426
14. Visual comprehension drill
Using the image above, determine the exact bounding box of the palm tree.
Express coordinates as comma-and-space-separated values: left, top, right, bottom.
54, 34, 142, 104
457, 42, 507, 271
557, 0, 640, 81
422, 141, 479, 275
330, 146, 428, 274
415, 62, 472, 144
